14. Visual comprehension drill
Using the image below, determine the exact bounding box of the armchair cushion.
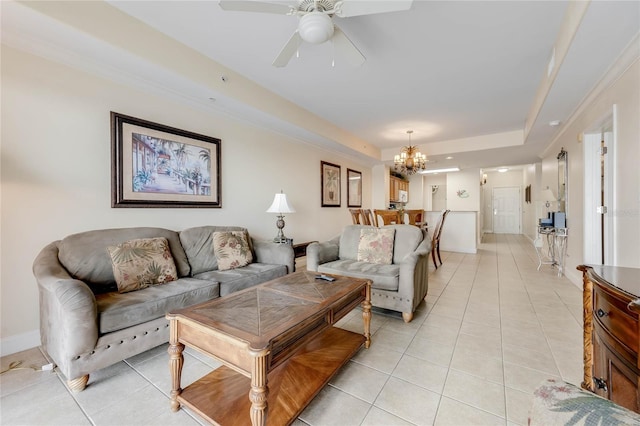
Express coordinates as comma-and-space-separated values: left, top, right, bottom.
357, 228, 395, 265
338, 225, 423, 263
107, 237, 178, 293
318, 259, 399, 291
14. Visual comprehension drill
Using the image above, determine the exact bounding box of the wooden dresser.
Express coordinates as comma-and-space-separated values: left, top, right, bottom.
579, 265, 640, 413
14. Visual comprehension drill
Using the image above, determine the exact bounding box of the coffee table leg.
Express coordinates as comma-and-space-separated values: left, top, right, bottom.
362, 281, 372, 349
249, 348, 270, 426
168, 319, 185, 412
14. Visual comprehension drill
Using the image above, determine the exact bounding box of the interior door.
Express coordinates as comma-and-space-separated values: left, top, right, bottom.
584, 106, 615, 265
493, 187, 521, 234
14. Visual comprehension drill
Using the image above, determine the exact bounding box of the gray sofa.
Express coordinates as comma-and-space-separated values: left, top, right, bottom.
307, 224, 430, 322
33, 226, 294, 392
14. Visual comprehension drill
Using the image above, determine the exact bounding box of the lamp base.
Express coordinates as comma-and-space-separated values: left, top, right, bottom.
273, 215, 290, 244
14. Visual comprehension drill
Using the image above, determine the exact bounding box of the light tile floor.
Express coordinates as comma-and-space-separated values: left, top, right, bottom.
1, 234, 584, 425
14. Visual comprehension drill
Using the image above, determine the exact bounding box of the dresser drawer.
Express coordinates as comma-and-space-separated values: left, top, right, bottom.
594, 285, 639, 356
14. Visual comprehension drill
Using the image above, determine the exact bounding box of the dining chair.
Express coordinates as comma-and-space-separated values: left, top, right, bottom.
361, 209, 375, 226
349, 208, 362, 224
405, 209, 424, 227
431, 209, 450, 269
374, 209, 401, 227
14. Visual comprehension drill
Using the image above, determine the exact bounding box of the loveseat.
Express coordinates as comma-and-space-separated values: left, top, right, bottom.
33, 226, 294, 391
306, 224, 430, 322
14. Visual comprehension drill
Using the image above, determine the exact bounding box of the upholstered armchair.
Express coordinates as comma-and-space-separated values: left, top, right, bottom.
307, 224, 431, 322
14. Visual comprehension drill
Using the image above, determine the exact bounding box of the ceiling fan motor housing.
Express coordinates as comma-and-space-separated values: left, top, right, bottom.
299, 11, 334, 44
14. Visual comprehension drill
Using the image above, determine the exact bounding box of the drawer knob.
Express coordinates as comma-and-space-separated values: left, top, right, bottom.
596, 309, 609, 318
593, 377, 608, 392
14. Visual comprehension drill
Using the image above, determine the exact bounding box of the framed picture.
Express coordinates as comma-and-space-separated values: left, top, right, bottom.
525, 184, 531, 203
111, 112, 221, 208
347, 168, 362, 207
321, 161, 341, 207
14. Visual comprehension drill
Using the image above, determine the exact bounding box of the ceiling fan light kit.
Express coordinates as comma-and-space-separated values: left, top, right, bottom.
299, 12, 334, 44
218, 0, 413, 67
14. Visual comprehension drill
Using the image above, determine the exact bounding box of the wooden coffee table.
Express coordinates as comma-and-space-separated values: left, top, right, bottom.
166, 271, 371, 426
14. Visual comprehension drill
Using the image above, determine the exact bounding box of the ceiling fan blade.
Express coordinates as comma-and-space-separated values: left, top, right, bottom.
272, 31, 303, 67
219, 1, 294, 15
333, 0, 413, 18
332, 26, 365, 67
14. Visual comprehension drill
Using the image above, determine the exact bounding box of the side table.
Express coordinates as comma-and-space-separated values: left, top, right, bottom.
275, 240, 316, 272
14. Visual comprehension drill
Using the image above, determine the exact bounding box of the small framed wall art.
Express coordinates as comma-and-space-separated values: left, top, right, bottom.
347, 168, 362, 208
321, 161, 341, 207
111, 112, 221, 208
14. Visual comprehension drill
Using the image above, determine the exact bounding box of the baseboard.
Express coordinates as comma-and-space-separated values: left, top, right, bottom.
440, 245, 477, 254
1, 329, 40, 357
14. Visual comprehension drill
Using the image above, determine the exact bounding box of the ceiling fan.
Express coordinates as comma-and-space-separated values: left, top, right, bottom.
219, 0, 413, 67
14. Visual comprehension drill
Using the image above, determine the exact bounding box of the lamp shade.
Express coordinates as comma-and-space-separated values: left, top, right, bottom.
540, 189, 556, 202
266, 193, 296, 214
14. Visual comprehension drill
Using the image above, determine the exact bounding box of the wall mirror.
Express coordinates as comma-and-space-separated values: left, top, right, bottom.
557, 148, 568, 213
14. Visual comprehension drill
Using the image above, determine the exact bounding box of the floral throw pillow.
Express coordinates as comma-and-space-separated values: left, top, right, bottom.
357, 228, 395, 265
107, 237, 178, 293
212, 231, 253, 271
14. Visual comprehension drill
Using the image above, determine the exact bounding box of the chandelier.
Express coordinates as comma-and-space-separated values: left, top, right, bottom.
394, 130, 426, 175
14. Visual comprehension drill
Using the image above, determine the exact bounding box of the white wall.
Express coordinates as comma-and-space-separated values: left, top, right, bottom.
446, 168, 481, 212
0, 47, 372, 354
540, 58, 640, 285
422, 174, 447, 211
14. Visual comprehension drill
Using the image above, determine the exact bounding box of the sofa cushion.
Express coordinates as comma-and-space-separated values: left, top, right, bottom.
107, 237, 178, 293
357, 228, 395, 264
95, 277, 220, 334
58, 228, 190, 294
338, 225, 423, 264
180, 226, 253, 275
318, 259, 399, 291
194, 263, 287, 296
212, 231, 253, 271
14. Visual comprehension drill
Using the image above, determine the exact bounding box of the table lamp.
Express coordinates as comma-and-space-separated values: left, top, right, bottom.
266, 191, 296, 243
540, 189, 556, 209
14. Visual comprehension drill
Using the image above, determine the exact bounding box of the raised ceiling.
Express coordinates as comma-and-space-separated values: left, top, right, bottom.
3, 1, 639, 170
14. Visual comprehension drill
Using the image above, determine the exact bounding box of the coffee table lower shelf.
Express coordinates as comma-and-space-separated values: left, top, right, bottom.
178, 326, 365, 426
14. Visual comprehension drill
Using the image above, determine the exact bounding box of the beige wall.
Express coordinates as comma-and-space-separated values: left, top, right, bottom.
540, 58, 640, 285
0, 46, 371, 353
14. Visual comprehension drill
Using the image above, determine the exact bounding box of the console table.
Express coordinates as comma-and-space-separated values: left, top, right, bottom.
535, 226, 568, 276
579, 265, 640, 413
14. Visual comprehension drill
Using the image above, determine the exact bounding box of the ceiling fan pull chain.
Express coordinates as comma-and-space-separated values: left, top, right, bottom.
332, 42, 335, 67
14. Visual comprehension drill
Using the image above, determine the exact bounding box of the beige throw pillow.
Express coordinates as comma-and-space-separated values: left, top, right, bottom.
212, 231, 253, 271
107, 237, 178, 293
357, 228, 395, 264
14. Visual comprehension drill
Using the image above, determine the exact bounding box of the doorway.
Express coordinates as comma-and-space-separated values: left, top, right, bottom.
492, 187, 521, 233
583, 106, 616, 265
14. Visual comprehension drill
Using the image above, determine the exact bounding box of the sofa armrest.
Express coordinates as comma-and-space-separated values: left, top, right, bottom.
397, 239, 431, 310
251, 239, 295, 273
33, 242, 99, 369
306, 238, 340, 271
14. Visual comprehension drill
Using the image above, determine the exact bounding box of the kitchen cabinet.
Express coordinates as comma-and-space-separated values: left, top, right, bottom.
390, 176, 409, 202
